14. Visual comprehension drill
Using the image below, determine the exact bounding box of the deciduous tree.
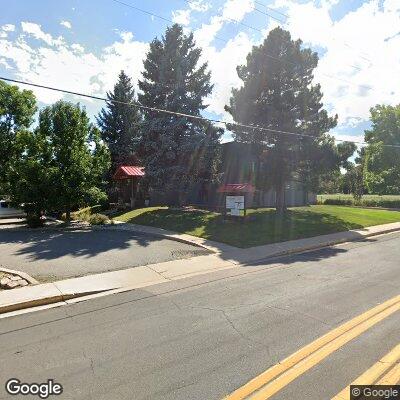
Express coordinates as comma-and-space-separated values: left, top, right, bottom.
364, 104, 400, 194
0, 80, 37, 192
10, 101, 110, 220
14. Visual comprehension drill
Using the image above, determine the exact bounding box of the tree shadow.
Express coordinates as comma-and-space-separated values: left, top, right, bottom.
0, 226, 184, 262
242, 235, 380, 269
121, 207, 365, 248
114, 207, 373, 265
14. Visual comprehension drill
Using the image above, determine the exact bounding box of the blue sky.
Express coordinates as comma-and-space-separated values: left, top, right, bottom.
1, 0, 399, 144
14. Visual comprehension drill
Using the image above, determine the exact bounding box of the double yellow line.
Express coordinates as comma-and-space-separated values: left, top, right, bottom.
223, 294, 400, 400
332, 343, 400, 399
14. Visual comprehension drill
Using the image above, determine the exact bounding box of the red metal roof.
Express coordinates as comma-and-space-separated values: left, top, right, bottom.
113, 166, 145, 180
217, 183, 255, 193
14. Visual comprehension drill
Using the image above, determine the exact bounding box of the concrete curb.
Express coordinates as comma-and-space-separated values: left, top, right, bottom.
108, 222, 237, 253
239, 224, 400, 265
0, 287, 109, 314
1, 222, 400, 316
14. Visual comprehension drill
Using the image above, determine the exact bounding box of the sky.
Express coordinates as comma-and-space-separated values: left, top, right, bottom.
1, 0, 399, 144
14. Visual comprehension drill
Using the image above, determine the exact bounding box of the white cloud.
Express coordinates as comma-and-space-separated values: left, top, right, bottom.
71, 43, 84, 52
2, 0, 399, 139
202, 32, 254, 117
188, 0, 211, 12
194, 0, 255, 47
270, 0, 400, 127
221, 0, 254, 21
21, 22, 64, 46
0, 24, 15, 38
0, 25, 148, 104
60, 20, 72, 29
2, 24, 15, 32
172, 0, 211, 27
172, 9, 191, 26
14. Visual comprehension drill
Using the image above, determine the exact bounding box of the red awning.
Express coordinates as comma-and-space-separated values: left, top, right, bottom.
113, 166, 145, 180
217, 183, 255, 193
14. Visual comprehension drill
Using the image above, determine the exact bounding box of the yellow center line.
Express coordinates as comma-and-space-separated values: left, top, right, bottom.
223, 294, 400, 400
376, 361, 400, 385
332, 343, 400, 399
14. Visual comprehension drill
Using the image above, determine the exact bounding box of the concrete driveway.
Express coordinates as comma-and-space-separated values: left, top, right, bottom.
0, 227, 209, 281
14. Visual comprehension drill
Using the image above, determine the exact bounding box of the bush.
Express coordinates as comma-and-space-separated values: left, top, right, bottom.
321, 197, 400, 209
323, 198, 353, 206
26, 213, 44, 228
88, 213, 110, 225
84, 187, 108, 207
68, 205, 102, 221
379, 200, 400, 208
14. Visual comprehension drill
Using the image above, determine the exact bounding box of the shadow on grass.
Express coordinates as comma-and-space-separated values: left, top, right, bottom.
118, 207, 364, 248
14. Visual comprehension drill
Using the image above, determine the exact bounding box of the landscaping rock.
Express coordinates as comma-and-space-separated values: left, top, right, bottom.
0, 277, 11, 287
16, 279, 28, 287
5, 280, 20, 289
0, 273, 30, 289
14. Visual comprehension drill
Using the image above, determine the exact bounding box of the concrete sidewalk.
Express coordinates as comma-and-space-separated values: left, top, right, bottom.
1, 221, 400, 315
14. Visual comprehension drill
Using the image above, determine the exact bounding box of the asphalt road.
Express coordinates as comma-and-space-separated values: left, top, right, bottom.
1, 232, 400, 399
0, 228, 209, 281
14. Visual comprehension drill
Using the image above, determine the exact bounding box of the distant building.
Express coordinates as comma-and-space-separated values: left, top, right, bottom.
216, 141, 316, 208
113, 141, 316, 209
150, 141, 316, 208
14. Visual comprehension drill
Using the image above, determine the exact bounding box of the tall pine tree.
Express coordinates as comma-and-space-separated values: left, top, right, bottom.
138, 24, 221, 198
226, 27, 338, 212
97, 70, 142, 177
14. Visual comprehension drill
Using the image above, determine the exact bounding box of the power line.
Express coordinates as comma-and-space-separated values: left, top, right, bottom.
110, 0, 382, 96
109, 0, 228, 44
253, 0, 289, 19
251, 5, 286, 24
2, 76, 400, 149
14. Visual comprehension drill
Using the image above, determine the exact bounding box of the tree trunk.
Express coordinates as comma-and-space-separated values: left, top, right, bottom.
65, 206, 71, 222
275, 182, 287, 214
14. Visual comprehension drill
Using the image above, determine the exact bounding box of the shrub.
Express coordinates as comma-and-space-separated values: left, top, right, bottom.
321, 197, 400, 209
68, 205, 102, 221
88, 213, 110, 225
323, 198, 353, 206
84, 187, 108, 207
26, 213, 44, 228
379, 200, 400, 208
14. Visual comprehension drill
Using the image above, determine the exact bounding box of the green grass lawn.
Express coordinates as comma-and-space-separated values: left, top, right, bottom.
114, 205, 400, 248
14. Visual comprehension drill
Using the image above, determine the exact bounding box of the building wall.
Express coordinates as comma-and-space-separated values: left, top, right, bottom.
149, 141, 317, 208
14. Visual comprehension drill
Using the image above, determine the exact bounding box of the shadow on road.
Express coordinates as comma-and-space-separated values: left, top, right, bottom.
242, 235, 380, 268
0, 227, 170, 261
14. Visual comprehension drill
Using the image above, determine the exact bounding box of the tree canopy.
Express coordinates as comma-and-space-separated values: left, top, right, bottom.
225, 27, 338, 211
364, 104, 400, 194
0, 80, 37, 192
9, 101, 110, 219
97, 70, 142, 178
138, 24, 222, 195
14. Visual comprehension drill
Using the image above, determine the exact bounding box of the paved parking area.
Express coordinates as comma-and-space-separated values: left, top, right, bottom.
0, 227, 209, 281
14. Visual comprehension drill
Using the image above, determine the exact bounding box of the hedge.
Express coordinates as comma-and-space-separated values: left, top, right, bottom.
322, 198, 400, 208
